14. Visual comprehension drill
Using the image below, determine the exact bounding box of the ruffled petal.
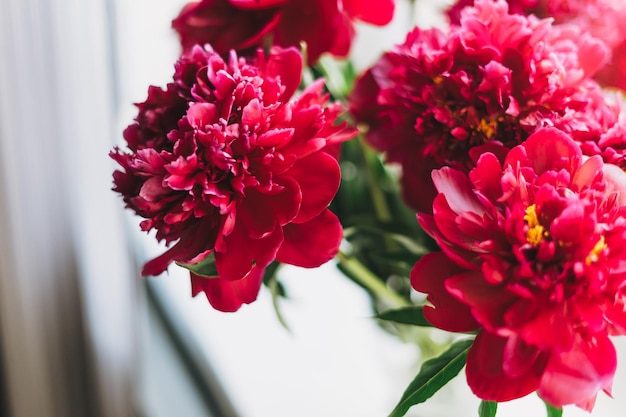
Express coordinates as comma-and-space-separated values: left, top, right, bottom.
287, 152, 340, 224
277, 209, 342, 268
410, 253, 480, 332
191, 266, 265, 312
466, 332, 545, 402
538, 334, 616, 410
215, 222, 283, 280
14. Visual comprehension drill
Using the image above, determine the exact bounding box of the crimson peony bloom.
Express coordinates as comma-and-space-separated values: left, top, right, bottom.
349, 0, 609, 213
111, 46, 356, 311
411, 128, 626, 409
172, 0, 395, 63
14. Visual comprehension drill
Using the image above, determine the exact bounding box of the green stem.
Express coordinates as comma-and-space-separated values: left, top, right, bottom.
361, 141, 394, 224
337, 251, 408, 308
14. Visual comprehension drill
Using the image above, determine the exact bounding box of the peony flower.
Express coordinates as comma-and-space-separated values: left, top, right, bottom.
411, 128, 626, 409
349, 0, 609, 213
446, 0, 626, 91
172, 0, 395, 63
111, 45, 356, 311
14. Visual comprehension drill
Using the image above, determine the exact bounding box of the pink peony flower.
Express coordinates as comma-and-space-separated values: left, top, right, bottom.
172, 0, 395, 63
411, 128, 626, 409
111, 46, 356, 311
349, 0, 609, 213
446, 0, 626, 91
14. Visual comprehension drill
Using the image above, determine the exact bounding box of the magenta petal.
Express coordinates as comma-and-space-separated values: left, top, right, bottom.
538, 334, 616, 409
469, 152, 503, 202
431, 167, 487, 216
277, 209, 342, 268
343, 0, 394, 25
266, 46, 303, 101
228, 0, 288, 9
288, 152, 340, 223
191, 266, 265, 312
410, 252, 479, 332
517, 128, 582, 175
467, 332, 544, 402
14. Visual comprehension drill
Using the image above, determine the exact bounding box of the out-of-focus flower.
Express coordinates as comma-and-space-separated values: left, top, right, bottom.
172, 0, 395, 63
111, 45, 356, 311
446, 0, 626, 91
445, 0, 539, 24
349, 0, 608, 213
412, 128, 626, 409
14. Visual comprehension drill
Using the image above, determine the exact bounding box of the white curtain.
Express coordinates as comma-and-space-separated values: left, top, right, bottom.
0, 0, 139, 416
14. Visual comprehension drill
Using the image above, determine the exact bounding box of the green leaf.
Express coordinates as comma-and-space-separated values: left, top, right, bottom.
479, 400, 498, 417
176, 253, 218, 277
376, 306, 433, 327
388, 338, 474, 417
544, 401, 562, 417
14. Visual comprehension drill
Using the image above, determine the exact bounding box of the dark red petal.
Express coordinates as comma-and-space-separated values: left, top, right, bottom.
410, 252, 479, 332
446, 272, 517, 332
277, 209, 342, 268
466, 332, 544, 402
190, 266, 265, 312
287, 152, 340, 224
215, 222, 283, 280
239, 177, 300, 237
538, 334, 616, 410
142, 218, 219, 276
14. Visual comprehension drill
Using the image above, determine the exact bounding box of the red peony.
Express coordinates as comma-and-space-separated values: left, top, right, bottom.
411, 128, 626, 409
111, 46, 356, 311
350, 0, 609, 213
447, 0, 626, 91
172, 0, 395, 64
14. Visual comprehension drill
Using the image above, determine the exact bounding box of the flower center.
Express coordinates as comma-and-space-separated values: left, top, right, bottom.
476, 118, 498, 140
585, 236, 607, 265
524, 204, 546, 246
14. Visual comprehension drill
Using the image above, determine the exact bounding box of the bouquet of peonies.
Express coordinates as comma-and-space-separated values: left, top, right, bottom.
110, 0, 626, 415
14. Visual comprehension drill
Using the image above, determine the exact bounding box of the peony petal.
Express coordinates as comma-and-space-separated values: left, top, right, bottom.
342, 0, 394, 25
514, 128, 582, 176
228, 0, 288, 9
466, 332, 545, 402
602, 162, 626, 206
287, 152, 341, 223
142, 218, 219, 276
446, 271, 517, 332
431, 167, 487, 216
276, 209, 342, 268
191, 266, 265, 312
239, 177, 301, 237
538, 334, 616, 410
410, 252, 480, 332
469, 152, 503, 202
266, 46, 303, 101
215, 222, 283, 280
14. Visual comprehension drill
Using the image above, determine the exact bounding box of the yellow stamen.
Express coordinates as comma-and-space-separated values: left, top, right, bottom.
524, 204, 544, 246
476, 118, 498, 139
586, 236, 607, 265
